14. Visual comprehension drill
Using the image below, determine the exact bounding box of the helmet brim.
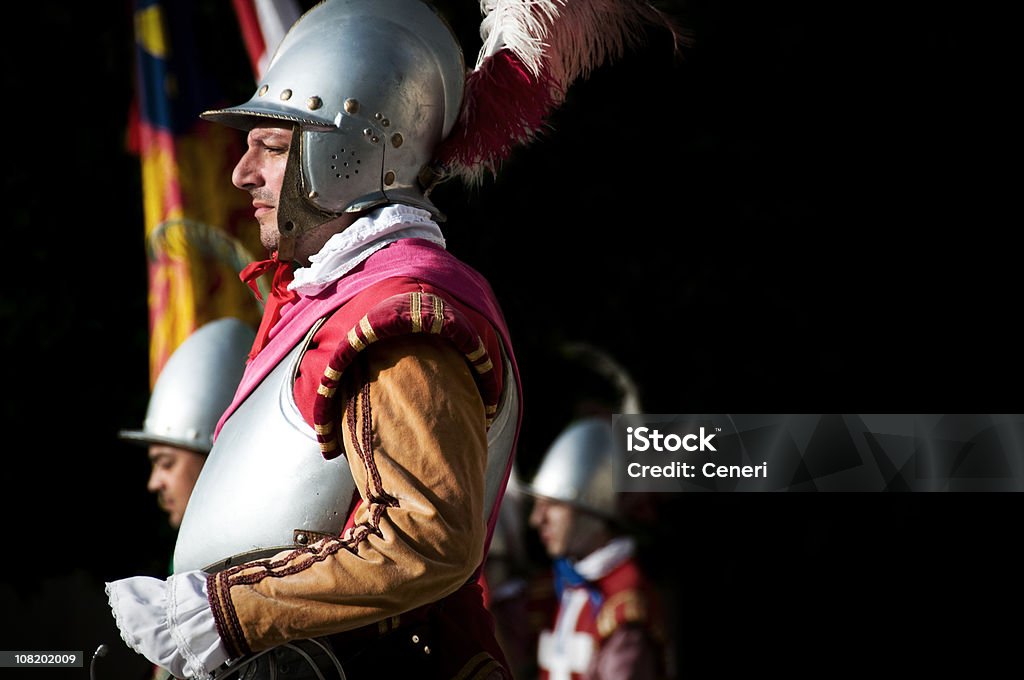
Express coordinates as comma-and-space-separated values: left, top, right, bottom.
201, 102, 336, 131
516, 484, 619, 522
118, 429, 210, 455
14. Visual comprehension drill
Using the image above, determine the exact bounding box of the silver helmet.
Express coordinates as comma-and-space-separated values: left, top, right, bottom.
522, 417, 617, 519
119, 317, 256, 453
201, 0, 466, 256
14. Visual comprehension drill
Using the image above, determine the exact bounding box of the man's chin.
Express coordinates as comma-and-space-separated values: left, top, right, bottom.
259, 224, 280, 253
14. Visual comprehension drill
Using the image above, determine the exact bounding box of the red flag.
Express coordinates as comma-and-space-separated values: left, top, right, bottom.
231, 0, 303, 78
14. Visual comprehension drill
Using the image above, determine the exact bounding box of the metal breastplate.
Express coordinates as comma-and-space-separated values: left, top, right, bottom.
173, 324, 355, 574
173, 321, 520, 575
484, 355, 519, 524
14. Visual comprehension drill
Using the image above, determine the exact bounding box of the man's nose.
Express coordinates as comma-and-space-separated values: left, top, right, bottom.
232, 151, 261, 190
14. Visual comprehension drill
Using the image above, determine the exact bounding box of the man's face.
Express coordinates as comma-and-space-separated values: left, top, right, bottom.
232, 125, 292, 253
146, 445, 207, 528
528, 496, 608, 560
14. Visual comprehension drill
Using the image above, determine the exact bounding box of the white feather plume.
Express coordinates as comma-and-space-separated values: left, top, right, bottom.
475, 0, 676, 98
437, 0, 680, 185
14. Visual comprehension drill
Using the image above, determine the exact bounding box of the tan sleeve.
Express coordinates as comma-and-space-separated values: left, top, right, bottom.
208, 335, 488, 657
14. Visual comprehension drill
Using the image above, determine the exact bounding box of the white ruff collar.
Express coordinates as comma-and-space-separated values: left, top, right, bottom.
573, 536, 636, 581
289, 204, 445, 295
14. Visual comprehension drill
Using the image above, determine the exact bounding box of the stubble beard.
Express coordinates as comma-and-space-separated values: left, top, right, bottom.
259, 215, 279, 253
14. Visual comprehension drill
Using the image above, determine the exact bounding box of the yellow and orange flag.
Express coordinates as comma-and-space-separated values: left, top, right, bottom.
129, 0, 298, 386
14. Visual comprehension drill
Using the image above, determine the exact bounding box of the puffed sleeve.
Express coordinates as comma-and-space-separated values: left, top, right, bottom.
207, 334, 488, 658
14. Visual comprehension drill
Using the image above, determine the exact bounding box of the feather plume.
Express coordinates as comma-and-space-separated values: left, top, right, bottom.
435, 0, 681, 185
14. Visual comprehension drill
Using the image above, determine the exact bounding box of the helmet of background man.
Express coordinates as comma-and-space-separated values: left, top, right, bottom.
201, 0, 465, 241
119, 317, 256, 453
522, 417, 617, 519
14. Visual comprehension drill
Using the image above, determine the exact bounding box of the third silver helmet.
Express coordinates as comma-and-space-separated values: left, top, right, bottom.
202, 0, 465, 234
119, 317, 256, 453
523, 417, 617, 519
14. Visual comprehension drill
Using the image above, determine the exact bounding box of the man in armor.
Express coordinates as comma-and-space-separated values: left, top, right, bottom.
106, 1, 523, 678
119, 318, 256, 530
524, 417, 671, 680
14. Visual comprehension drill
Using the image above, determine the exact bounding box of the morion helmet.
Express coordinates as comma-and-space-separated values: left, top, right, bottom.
119, 317, 256, 453
201, 0, 466, 256
522, 417, 617, 519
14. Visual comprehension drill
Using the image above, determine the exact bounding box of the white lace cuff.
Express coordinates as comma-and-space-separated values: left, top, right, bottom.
106, 570, 229, 680
168, 571, 229, 679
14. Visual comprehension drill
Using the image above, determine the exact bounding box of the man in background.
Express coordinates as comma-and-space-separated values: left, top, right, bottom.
119, 317, 256, 529
523, 417, 672, 680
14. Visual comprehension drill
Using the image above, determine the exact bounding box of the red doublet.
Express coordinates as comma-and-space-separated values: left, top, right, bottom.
538, 557, 668, 680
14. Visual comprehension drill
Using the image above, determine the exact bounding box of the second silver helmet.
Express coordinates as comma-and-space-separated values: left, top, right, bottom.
523, 417, 617, 519
119, 317, 256, 453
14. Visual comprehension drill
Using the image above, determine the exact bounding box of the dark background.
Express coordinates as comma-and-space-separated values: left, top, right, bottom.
1, 1, 1018, 678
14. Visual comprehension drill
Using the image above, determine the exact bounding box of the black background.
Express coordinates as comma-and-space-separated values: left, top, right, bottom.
1, 1, 1019, 678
